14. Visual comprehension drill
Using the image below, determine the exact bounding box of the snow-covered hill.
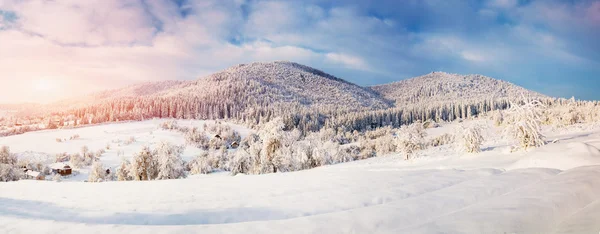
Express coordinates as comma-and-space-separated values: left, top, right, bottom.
371, 72, 547, 106
156, 61, 391, 111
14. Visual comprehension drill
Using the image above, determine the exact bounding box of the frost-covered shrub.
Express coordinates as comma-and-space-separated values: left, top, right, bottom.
55, 152, 69, 163
396, 123, 427, 160
160, 120, 179, 130
344, 145, 361, 160
358, 140, 376, 160
0, 164, 20, 182
375, 134, 396, 156
124, 136, 136, 145
228, 148, 255, 175
155, 142, 186, 180
88, 161, 105, 183
204, 123, 241, 145
184, 127, 210, 149
189, 152, 214, 175
458, 125, 484, 153
428, 133, 455, 147
0, 146, 16, 165
503, 100, 546, 151
208, 137, 226, 150
130, 146, 156, 181
69, 153, 84, 169
116, 158, 131, 181
365, 126, 394, 140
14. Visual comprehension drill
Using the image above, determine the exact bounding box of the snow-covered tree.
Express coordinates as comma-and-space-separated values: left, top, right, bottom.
228, 148, 254, 175
0, 163, 20, 182
130, 146, 155, 180
458, 124, 484, 153
0, 146, 16, 165
503, 100, 546, 151
155, 141, 185, 180
88, 161, 105, 182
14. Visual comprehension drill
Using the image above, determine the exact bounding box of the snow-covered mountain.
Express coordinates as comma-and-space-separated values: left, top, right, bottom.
154, 61, 392, 111
371, 72, 546, 106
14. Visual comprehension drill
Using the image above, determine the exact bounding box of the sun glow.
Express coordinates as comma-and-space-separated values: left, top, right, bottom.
33, 78, 56, 92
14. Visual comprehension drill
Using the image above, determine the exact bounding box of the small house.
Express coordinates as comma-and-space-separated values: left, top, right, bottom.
230, 141, 239, 149
213, 134, 222, 139
25, 170, 45, 180
50, 163, 72, 176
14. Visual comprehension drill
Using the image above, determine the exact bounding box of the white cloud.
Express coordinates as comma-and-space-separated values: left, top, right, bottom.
325, 53, 369, 70
461, 51, 486, 62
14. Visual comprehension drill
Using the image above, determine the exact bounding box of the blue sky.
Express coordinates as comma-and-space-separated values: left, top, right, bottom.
0, 0, 599, 102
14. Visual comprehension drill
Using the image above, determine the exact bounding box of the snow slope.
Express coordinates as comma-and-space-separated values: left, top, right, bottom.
1, 121, 600, 233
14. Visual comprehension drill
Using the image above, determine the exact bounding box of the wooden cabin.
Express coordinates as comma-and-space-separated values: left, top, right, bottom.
230, 141, 239, 149
50, 163, 72, 176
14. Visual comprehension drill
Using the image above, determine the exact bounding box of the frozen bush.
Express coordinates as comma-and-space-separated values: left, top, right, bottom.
124, 136, 136, 145
69, 153, 84, 169
55, 152, 69, 162
229, 148, 255, 175
0, 164, 20, 182
428, 133, 455, 147
458, 125, 484, 153
155, 141, 186, 180
396, 123, 427, 160
184, 127, 210, 149
189, 152, 214, 175
160, 120, 179, 130
116, 158, 131, 181
375, 134, 396, 156
88, 161, 105, 183
503, 100, 546, 151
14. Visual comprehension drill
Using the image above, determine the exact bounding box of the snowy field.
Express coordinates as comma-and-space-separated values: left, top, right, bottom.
2, 120, 600, 233
0, 119, 252, 181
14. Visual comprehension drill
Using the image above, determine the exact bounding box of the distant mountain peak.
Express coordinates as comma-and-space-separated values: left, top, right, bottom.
372, 72, 546, 106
